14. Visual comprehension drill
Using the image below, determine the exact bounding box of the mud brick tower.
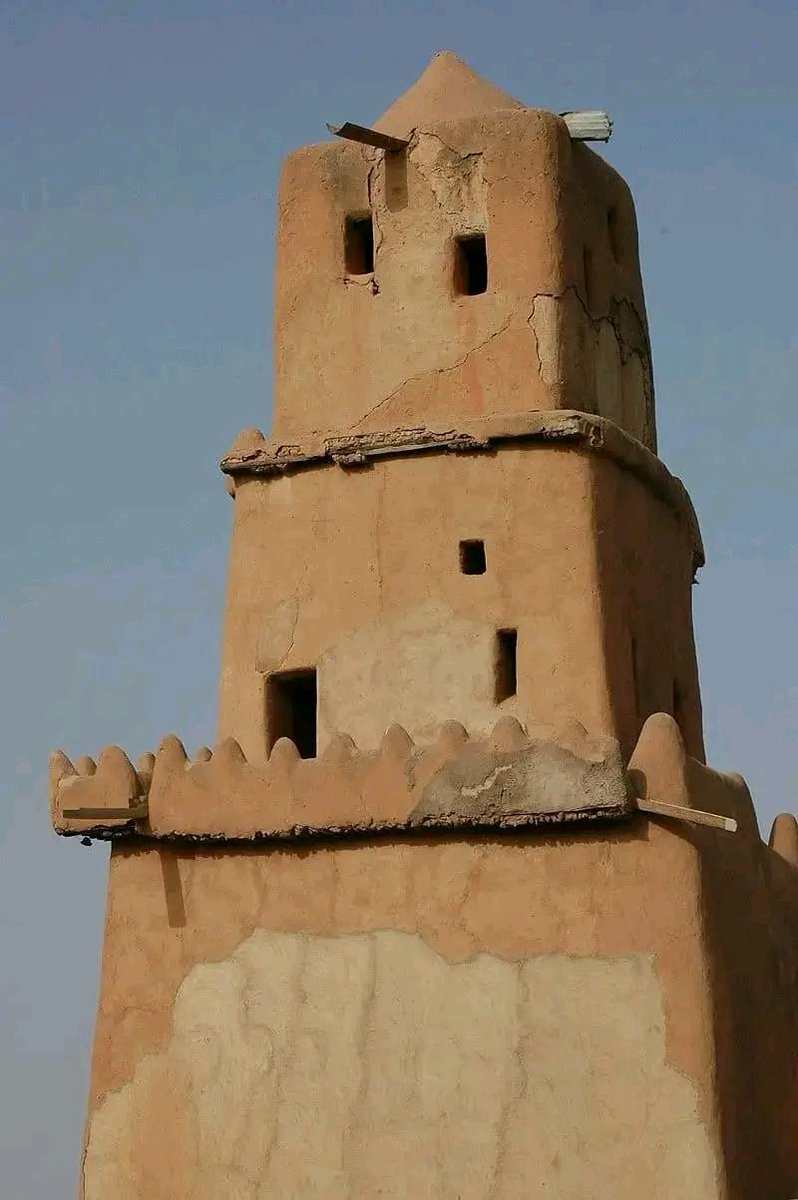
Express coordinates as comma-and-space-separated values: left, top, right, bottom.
50, 52, 798, 1199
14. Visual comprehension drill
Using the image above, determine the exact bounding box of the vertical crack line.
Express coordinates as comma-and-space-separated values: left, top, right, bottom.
342, 934, 377, 1200
261, 936, 309, 1174
488, 960, 527, 1200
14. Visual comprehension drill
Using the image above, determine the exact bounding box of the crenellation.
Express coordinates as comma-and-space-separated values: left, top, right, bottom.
769, 813, 798, 867
51, 717, 639, 841
50, 713, 781, 856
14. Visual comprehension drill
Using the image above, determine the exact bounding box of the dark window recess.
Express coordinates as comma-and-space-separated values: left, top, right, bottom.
454, 233, 488, 295
459, 539, 487, 575
495, 629, 518, 703
344, 215, 374, 275
607, 206, 622, 262
672, 680, 686, 734
266, 668, 317, 759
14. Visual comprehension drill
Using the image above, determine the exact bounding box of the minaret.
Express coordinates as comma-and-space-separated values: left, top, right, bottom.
218, 50, 703, 769
49, 53, 798, 1200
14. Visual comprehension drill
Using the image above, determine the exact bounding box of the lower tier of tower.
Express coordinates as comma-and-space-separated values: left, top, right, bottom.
78, 720, 798, 1200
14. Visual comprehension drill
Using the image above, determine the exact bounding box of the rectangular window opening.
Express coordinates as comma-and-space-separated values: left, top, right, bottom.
344, 214, 374, 275
495, 629, 518, 703
607, 206, 622, 262
454, 233, 488, 296
459, 539, 486, 575
672, 679, 686, 735
266, 668, 317, 759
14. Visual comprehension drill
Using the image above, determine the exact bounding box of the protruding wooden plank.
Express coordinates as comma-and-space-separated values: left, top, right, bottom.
637, 796, 737, 833
560, 110, 613, 142
326, 121, 409, 153
62, 803, 149, 821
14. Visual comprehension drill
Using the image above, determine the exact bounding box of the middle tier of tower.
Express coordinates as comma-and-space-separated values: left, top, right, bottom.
219, 423, 703, 767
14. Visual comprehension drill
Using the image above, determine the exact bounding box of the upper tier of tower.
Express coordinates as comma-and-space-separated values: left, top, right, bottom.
271, 52, 656, 451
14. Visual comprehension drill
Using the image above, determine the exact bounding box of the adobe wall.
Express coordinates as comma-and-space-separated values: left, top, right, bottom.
590, 453, 705, 761
273, 109, 655, 448
69, 716, 798, 1200
81, 827, 723, 1200
218, 422, 701, 763
630, 715, 798, 1200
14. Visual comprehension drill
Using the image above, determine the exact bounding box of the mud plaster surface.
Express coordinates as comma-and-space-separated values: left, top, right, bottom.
84, 930, 718, 1199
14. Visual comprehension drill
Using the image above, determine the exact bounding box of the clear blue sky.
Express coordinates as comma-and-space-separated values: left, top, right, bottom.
1, 1, 795, 1193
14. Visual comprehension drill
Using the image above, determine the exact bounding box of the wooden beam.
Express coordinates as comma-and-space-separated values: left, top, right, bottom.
62, 803, 149, 821
560, 110, 613, 142
326, 121, 409, 153
637, 796, 737, 833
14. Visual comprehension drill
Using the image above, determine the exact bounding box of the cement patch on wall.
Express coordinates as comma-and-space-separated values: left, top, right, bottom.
317, 602, 506, 750
83, 931, 719, 1199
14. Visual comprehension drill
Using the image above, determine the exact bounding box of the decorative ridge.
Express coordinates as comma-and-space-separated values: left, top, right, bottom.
628, 713, 760, 843
221, 411, 704, 570
50, 718, 633, 842
49, 713, 772, 849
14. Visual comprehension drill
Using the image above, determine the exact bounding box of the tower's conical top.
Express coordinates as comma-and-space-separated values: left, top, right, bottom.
375, 50, 525, 138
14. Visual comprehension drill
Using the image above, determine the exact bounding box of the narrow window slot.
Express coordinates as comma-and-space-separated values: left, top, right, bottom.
495, 629, 518, 703
672, 679, 686, 736
454, 233, 488, 295
266, 668, 317, 759
459, 539, 487, 575
607, 206, 622, 262
344, 214, 374, 275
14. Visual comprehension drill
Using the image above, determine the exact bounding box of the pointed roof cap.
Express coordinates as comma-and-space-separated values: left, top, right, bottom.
375, 51, 525, 138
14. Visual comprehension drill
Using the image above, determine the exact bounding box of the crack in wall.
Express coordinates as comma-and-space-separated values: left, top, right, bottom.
528, 284, 655, 446
366, 154, 384, 287
351, 313, 515, 430
349, 281, 653, 445
528, 284, 652, 372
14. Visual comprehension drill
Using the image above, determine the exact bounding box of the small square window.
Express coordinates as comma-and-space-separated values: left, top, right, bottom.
459, 539, 486, 575
454, 233, 488, 295
266, 668, 317, 759
495, 629, 517, 703
345, 214, 374, 275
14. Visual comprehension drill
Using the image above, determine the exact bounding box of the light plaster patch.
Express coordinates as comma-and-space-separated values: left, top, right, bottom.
84, 930, 719, 1199
317, 601, 505, 750
411, 132, 487, 234
84, 931, 720, 1195
528, 288, 655, 446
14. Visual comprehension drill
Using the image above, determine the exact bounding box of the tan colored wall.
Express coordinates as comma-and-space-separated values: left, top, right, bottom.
705, 832, 798, 1196
629, 714, 798, 1200
591, 455, 705, 761
82, 825, 723, 1200
273, 110, 655, 448
218, 443, 700, 763
75, 715, 798, 1200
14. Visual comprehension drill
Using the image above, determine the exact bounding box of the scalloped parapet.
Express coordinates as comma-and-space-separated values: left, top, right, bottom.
769, 813, 798, 867
628, 712, 761, 840
50, 718, 634, 841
